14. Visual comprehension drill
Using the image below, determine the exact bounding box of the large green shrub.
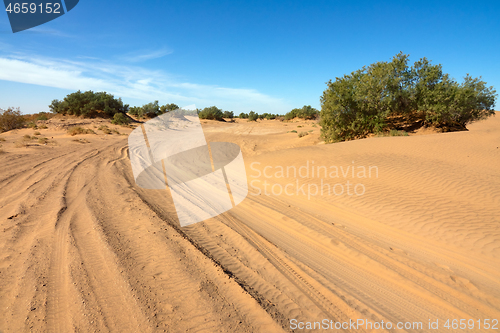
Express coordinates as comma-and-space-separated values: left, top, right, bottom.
0, 107, 25, 132
49, 90, 129, 117
198, 106, 224, 120
320, 53, 497, 142
239, 112, 249, 119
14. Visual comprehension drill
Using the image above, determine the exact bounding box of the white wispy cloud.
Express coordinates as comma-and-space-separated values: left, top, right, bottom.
120, 48, 173, 63
0, 54, 290, 112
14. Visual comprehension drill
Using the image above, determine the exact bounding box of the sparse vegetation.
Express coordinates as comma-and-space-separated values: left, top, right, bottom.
320, 52, 497, 143
34, 131, 41, 135
38, 124, 48, 129
67, 126, 96, 136
0, 107, 25, 132
98, 125, 112, 134
298, 131, 309, 138
377, 130, 409, 137
38, 137, 49, 144
15, 137, 30, 148
288, 130, 297, 133
72, 138, 90, 143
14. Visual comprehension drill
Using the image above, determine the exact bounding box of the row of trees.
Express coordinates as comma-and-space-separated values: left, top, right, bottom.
320, 52, 497, 142
46, 90, 320, 124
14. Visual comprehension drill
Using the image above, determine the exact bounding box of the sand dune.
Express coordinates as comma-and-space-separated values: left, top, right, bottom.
0, 114, 499, 332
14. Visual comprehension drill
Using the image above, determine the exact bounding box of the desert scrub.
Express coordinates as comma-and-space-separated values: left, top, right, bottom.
297, 125, 303, 128
389, 129, 408, 136
23, 134, 32, 140
287, 130, 297, 133
377, 130, 409, 137
0, 107, 25, 132
98, 125, 112, 134
72, 138, 89, 143
34, 131, 41, 135
15, 138, 30, 148
67, 126, 96, 136
298, 131, 309, 138
0, 137, 6, 142
38, 137, 49, 144
38, 124, 48, 129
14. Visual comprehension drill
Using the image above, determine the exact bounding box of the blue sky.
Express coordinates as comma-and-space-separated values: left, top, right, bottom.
0, 0, 499, 114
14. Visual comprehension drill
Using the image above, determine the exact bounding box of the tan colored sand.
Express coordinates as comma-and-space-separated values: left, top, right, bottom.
0, 113, 499, 332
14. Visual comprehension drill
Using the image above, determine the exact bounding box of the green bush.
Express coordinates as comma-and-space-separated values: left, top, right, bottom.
128, 101, 179, 118
50, 91, 129, 117
248, 111, 259, 121
223, 111, 234, 118
37, 112, 49, 121
285, 105, 319, 121
320, 52, 497, 143
239, 112, 249, 119
298, 131, 308, 138
160, 103, 179, 114
0, 107, 25, 132
198, 106, 224, 120
111, 112, 130, 125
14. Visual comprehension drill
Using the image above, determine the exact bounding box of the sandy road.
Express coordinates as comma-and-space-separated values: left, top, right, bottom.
1, 115, 500, 332
0, 138, 282, 333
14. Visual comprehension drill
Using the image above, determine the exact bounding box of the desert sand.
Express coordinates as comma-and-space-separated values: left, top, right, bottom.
0, 113, 499, 332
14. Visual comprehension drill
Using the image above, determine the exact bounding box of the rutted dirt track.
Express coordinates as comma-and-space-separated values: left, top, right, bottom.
0, 139, 282, 333
1, 115, 500, 332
